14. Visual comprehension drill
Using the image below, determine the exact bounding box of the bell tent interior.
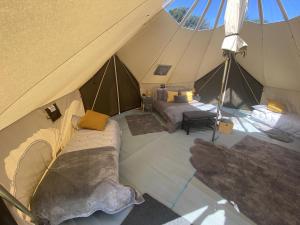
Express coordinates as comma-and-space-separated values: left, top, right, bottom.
0, 1, 300, 225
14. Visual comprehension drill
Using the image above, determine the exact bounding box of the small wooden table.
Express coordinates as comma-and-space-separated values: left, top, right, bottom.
182, 111, 216, 135
141, 96, 153, 112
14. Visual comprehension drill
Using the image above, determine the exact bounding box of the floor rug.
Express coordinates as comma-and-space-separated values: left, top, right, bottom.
121, 194, 189, 225
126, 114, 165, 136
190, 136, 300, 225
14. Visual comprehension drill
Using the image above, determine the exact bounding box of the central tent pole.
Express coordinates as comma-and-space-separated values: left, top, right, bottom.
212, 52, 232, 142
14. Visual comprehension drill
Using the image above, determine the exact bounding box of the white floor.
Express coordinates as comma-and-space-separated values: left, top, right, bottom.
62, 109, 300, 225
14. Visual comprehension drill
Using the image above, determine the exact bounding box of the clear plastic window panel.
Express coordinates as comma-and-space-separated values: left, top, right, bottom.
165, 0, 196, 23
281, 0, 300, 20
197, 0, 222, 30
183, 0, 209, 30
261, 0, 285, 23
245, 0, 260, 23
217, 0, 227, 27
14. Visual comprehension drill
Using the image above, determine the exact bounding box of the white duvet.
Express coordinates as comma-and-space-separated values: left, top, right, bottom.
251, 109, 300, 138
62, 119, 121, 154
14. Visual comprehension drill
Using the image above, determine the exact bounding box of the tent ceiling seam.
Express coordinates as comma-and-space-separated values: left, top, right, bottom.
0, 0, 150, 117
192, 30, 215, 82
140, 14, 184, 82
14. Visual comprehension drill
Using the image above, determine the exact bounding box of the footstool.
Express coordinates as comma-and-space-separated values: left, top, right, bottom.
182, 111, 216, 135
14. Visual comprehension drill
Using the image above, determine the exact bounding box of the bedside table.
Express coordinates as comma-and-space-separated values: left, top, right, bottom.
141, 96, 153, 112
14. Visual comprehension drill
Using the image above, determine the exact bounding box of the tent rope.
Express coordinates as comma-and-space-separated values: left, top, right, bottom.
197, 63, 224, 91
113, 55, 121, 114
92, 58, 111, 110
235, 60, 260, 104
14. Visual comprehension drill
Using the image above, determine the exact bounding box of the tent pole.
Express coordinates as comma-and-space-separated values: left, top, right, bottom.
92, 58, 111, 110
212, 53, 231, 142
113, 55, 121, 114
0, 184, 37, 224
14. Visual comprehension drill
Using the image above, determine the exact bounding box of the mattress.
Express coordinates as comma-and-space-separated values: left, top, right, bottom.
62, 119, 121, 154
251, 109, 300, 138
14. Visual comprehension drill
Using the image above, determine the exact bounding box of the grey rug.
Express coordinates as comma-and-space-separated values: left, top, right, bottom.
190, 136, 300, 225
126, 114, 165, 136
121, 194, 190, 225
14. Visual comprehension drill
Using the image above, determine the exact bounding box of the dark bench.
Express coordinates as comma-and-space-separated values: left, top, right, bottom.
182, 111, 216, 135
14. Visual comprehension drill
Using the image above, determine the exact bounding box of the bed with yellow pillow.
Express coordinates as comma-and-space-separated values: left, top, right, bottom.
153, 88, 217, 132
251, 100, 300, 138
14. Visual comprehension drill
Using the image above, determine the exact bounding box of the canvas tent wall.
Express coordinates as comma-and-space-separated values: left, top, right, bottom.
117, 10, 300, 112
194, 59, 263, 110
80, 55, 141, 116
0, 0, 163, 131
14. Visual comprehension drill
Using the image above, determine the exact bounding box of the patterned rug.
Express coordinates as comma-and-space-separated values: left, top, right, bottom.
190, 136, 300, 225
126, 114, 165, 136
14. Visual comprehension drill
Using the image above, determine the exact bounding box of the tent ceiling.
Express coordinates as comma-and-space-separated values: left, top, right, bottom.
118, 10, 300, 91
164, 0, 300, 30
0, 0, 162, 131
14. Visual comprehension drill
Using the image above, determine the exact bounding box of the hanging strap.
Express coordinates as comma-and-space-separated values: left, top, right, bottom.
92, 58, 111, 110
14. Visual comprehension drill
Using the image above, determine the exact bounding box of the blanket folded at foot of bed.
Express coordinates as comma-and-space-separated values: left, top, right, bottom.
30, 147, 143, 225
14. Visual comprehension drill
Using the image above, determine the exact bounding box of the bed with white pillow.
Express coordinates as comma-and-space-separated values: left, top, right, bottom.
29, 116, 143, 225
251, 105, 300, 138
63, 116, 121, 154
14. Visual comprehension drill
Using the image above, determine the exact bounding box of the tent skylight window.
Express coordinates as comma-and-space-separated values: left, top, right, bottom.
245, 0, 260, 23
281, 0, 300, 20
164, 0, 300, 30
217, 0, 226, 28
261, 0, 285, 23
197, 0, 221, 30
183, 0, 208, 30
165, 0, 195, 23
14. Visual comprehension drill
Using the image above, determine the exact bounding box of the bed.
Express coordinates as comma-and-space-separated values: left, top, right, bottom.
24, 119, 143, 225
251, 106, 300, 139
153, 99, 218, 132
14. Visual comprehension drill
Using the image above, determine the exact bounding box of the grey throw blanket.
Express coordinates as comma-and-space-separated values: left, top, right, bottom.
30, 147, 143, 225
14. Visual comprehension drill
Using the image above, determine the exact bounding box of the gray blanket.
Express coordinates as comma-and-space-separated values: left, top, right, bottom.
30, 147, 143, 225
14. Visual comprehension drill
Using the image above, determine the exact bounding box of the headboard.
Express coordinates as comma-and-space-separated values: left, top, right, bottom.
13, 140, 53, 208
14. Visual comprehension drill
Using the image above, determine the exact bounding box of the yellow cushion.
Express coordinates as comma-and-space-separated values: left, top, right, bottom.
78, 110, 109, 131
183, 91, 193, 102
267, 100, 286, 113
167, 91, 178, 103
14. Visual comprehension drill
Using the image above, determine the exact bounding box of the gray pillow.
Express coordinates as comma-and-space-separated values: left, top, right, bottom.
174, 95, 188, 103
156, 88, 168, 102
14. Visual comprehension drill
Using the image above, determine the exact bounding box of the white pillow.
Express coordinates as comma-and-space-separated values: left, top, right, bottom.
252, 105, 266, 110
252, 105, 271, 113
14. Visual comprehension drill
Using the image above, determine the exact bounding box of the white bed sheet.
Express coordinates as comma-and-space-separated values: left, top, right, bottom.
251, 109, 300, 138
62, 119, 121, 154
